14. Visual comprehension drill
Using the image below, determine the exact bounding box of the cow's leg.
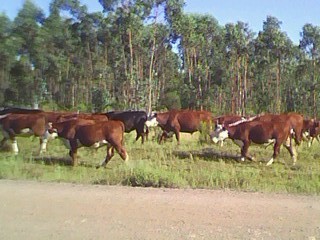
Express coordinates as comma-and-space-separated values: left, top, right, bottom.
39, 137, 48, 154
97, 144, 113, 168
0, 137, 9, 149
145, 126, 149, 142
69, 140, 78, 166
11, 139, 19, 155
283, 137, 297, 165
115, 145, 128, 162
267, 141, 281, 166
135, 129, 144, 144
240, 141, 252, 161
174, 129, 181, 145
159, 131, 167, 144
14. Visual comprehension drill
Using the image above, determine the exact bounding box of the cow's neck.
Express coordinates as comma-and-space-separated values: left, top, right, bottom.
225, 125, 237, 139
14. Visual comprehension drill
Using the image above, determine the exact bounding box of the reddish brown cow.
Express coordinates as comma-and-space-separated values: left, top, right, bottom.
211, 119, 296, 166
0, 112, 56, 154
305, 119, 320, 147
51, 118, 127, 166
146, 109, 213, 144
253, 112, 304, 145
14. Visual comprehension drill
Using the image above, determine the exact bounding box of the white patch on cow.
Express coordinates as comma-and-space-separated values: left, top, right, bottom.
44, 130, 58, 140
266, 158, 274, 166
124, 152, 129, 163
233, 139, 244, 148
211, 129, 229, 144
215, 124, 223, 131
19, 128, 33, 136
240, 157, 245, 162
40, 139, 47, 154
145, 117, 159, 127
12, 140, 19, 154
91, 140, 108, 149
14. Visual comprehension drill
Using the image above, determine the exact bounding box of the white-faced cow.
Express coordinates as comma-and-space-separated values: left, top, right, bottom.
212, 115, 245, 147
0, 112, 57, 154
145, 111, 172, 143
211, 119, 296, 166
146, 109, 214, 145
51, 118, 128, 167
105, 111, 148, 144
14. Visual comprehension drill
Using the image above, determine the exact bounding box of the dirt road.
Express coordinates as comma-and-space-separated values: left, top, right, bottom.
0, 180, 319, 239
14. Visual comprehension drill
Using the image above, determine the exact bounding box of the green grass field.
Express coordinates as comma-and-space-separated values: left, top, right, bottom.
0, 130, 320, 194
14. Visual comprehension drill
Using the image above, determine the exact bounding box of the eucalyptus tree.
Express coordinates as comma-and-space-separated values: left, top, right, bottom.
172, 13, 224, 110
41, 0, 91, 109
254, 16, 293, 113
224, 21, 254, 115
299, 23, 320, 117
9, 0, 45, 106
0, 14, 15, 104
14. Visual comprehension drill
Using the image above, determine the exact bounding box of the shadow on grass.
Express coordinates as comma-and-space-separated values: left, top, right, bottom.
173, 147, 242, 162
31, 156, 95, 168
32, 156, 73, 166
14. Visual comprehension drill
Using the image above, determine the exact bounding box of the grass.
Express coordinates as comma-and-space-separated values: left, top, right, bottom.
0, 130, 320, 195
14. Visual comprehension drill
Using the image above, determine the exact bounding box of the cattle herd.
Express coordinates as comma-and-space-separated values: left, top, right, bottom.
0, 107, 319, 167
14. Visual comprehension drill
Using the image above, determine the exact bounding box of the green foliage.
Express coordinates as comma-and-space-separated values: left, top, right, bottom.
0, 1, 319, 116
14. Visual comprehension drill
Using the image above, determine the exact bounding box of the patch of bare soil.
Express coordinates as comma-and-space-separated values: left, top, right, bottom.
0, 180, 319, 240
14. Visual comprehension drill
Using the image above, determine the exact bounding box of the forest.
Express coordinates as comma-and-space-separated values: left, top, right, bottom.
0, 0, 319, 117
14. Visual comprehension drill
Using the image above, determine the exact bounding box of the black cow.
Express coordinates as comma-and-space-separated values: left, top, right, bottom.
105, 110, 148, 144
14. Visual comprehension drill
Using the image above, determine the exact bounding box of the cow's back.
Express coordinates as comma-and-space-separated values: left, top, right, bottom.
1, 113, 47, 136
174, 110, 212, 133
75, 120, 125, 147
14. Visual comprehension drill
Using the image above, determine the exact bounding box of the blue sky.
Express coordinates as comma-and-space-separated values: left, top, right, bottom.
1, 0, 320, 44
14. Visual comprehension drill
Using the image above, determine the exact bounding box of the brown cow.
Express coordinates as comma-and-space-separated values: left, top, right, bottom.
0, 112, 57, 154
253, 112, 304, 145
307, 119, 320, 146
51, 118, 127, 167
211, 119, 296, 166
146, 109, 213, 144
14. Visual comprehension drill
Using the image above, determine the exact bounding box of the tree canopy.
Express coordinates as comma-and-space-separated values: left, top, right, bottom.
0, 0, 319, 117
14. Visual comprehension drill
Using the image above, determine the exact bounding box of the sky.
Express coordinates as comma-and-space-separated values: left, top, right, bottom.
1, 0, 320, 44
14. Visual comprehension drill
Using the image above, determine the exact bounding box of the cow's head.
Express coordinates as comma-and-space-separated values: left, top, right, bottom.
145, 112, 158, 127
310, 120, 320, 138
210, 125, 229, 144
46, 122, 59, 139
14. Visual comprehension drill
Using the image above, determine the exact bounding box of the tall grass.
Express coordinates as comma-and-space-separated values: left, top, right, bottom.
0, 131, 320, 194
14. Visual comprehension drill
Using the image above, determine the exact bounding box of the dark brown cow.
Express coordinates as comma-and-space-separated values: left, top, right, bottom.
146, 109, 213, 144
0, 112, 56, 154
51, 118, 127, 166
211, 119, 296, 166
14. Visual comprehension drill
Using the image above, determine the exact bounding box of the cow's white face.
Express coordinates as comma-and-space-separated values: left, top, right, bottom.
145, 116, 159, 127
210, 128, 229, 144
